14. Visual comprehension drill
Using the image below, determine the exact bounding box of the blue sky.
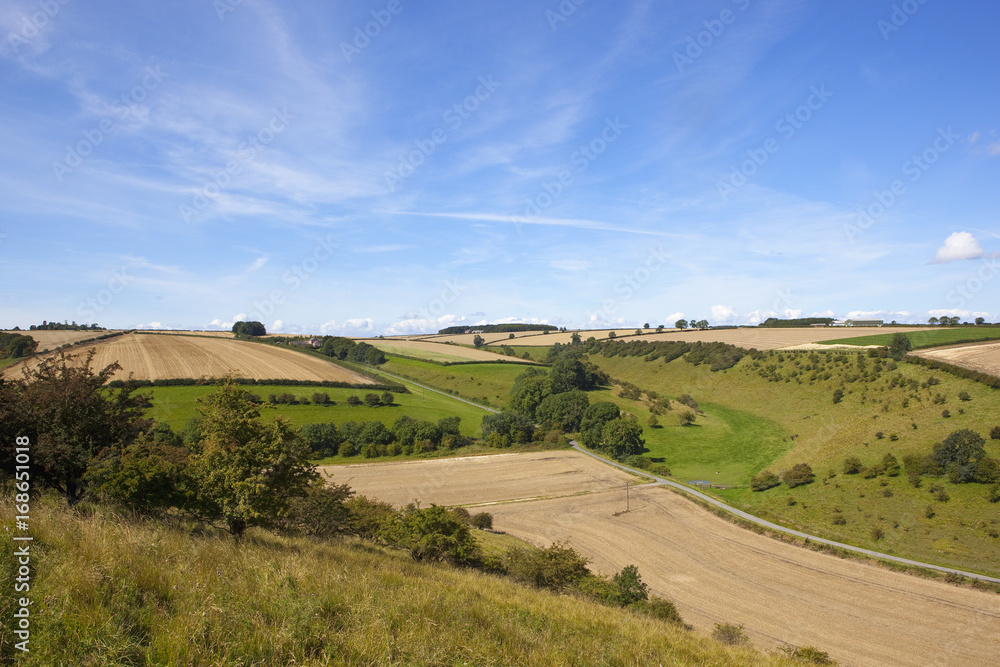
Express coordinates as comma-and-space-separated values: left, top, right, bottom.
1, 0, 999, 335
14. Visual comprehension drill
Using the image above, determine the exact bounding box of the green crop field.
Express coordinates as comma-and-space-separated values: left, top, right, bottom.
821, 327, 1000, 349
381, 355, 531, 407
588, 350, 1000, 577
143, 382, 489, 437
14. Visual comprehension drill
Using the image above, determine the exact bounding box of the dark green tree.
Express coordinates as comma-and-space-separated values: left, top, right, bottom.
508, 368, 552, 420
610, 565, 648, 606
933, 429, 987, 483
888, 333, 912, 361
601, 415, 645, 460
535, 390, 590, 431
184, 382, 318, 538
3, 350, 151, 504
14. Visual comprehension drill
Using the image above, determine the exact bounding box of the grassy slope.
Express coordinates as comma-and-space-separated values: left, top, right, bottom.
0, 497, 797, 667
592, 352, 1000, 577
381, 355, 529, 407
143, 384, 487, 437
821, 327, 1000, 348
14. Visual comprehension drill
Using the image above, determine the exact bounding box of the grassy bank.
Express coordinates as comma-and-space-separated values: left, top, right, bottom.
590, 352, 1000, 577
0, 496, 799, 666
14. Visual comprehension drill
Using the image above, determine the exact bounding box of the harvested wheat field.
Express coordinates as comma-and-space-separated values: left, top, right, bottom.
427, 329, 642, 347
912, 341, 1000, 378
4, 333, 377, 383
592, 326, 936, 350
487, 483, 1000, 667
353, 338, 535, 364
3, 329, 121, 350
325, 450, 639, 508
156, 330, 236, 338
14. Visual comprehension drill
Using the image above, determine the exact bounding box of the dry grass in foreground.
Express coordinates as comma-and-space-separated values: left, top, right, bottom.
0, 495, 803, 666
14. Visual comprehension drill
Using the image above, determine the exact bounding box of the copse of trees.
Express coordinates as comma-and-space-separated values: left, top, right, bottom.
231, 320, 267, 336
27, 320, 105, 331
0, 331, 37, 359
315, 336, 386, 365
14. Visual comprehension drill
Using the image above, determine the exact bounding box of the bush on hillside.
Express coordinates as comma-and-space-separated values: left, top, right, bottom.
782, 463, 815, 488
750, 470, 781, 491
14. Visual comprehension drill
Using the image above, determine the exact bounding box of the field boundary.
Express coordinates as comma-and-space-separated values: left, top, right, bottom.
568, 442, 1000, 584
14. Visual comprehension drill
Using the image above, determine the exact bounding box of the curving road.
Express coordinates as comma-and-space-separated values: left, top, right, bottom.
569, 441, 1000, 584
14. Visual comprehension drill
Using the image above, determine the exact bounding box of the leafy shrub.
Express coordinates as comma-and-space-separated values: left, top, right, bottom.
782, 463, 815, 488
924, 505, 936, 519
782, 645, 835, 664
712, 622, 748, 645
991, 426, 1000, 440
843, 456, 863, 474
750, 470, 781, 491
832, 389, 844, 404
505, 542, 591, 592
871, 527, 885, 541
881, 453, 901, 477
988, 484, 1000, 503
471, 512, 493, 530
381, 505, 481, 565
633, 597, 684, 626
346, 395, 361, 406
832, 515, 847, 525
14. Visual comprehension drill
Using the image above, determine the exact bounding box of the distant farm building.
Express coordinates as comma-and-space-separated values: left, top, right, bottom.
844, 319, 883, 327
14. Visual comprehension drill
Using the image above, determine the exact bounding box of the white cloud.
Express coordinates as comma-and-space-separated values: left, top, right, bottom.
271, 319, 284, 332
711, 305, 738, 322
664, 311, 685, 324
933, 232, 984, 263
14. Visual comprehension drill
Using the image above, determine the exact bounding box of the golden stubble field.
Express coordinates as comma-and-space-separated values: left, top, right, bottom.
324, 450, 637, 508
416, 326, 938, 349
341, 451, 1000, 667
2, 329, 122, 350
3, 333, 376, 383
913, 341, 1000, 378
